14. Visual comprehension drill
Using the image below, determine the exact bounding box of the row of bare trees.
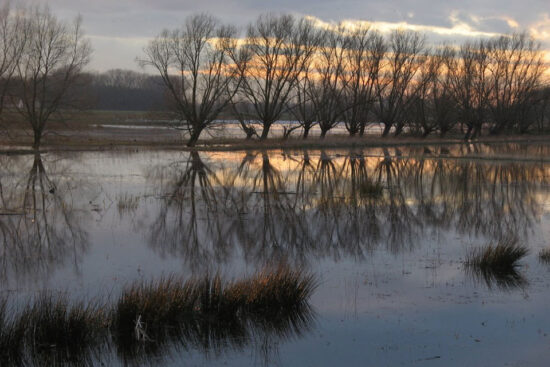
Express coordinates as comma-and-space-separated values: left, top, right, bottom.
142, 13, 550, 146
0, 3, 91, 149
0, 8, 547, 149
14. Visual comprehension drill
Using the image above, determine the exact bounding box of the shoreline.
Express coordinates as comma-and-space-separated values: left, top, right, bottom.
1, 128, 549, 154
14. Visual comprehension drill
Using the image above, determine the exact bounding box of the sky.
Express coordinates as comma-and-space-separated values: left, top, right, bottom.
23, 0, 550, 73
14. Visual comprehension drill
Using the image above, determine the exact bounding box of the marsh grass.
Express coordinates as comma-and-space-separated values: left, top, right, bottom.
112, 267, 316, 359
21, 295, 108, 355
465, 238, 529, 290
539, 248, 550, 263
358, 180, 383, 199
116, 193, 140, 215
0, 299, 26, 366
0, 267, 315, 365
0, 295, 109, 366
466, 238, 528, 270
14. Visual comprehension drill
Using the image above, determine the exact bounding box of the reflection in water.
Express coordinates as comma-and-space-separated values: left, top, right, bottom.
147, 147, 548, 274
116, 294, 314, 367
148, 151, 234, 269
465, 264, 528, 291
0, 154, 89, 282
0, 145, 548, 365
464, 238, 530, 291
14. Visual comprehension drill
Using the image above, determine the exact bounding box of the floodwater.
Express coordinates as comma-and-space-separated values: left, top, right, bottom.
1, 142, 550, 366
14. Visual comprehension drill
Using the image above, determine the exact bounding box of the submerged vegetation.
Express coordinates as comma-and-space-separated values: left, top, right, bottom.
0, 267, 315, 366
539, 248, 550, 263
358, 179, 383, 199
465, 238, 529, 290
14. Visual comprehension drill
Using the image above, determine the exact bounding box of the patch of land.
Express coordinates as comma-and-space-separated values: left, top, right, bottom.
1, 110, 549, 153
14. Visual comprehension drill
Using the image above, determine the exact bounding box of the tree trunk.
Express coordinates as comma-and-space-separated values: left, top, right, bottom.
187, 126, 204, 147
381, 123, 391, 137
32, 129, 42, 150
282, 127, 291, 140
471, 125, 481, 139
302, 126, 310, 139
463, 125, 473, 140
393, 123, 403, 137
320, 128, 328, 138
359, 123, 366, 136
260, 123, 271, 140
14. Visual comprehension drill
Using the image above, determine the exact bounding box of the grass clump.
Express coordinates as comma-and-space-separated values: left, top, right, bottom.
112, 266, 316, 360
21, 294, 108, 354
358, 180, 383, 199
116, 193, 140, 215
0, 294, 108, 366
0, 267, 316, 365
465, 237, 529, 290
113, 276, 197, 338
466, 238, 528, 270
539, 248, 550, 263
113, 267, 315, 338
0, 299, 26, 366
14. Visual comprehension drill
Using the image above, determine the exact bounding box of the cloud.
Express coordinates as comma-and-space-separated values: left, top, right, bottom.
530, 13, 550, 41
22, 0, 550, 71
306, 15, 501, 39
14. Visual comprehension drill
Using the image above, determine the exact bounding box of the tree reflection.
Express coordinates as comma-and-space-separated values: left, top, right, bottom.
148, 151, 234, 270
145, 147, 548, 274
0, 154, 89, 282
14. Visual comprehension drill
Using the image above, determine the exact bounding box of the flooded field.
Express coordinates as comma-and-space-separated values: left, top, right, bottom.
1, 142, 550, 366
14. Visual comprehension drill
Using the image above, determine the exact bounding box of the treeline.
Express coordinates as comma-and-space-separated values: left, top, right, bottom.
142, 13, 550, 146
86, 69, 166, 111
0, 4, 549, 149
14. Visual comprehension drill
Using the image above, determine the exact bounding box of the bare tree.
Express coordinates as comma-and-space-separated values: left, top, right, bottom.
486, 33, 545, 134
141, 14, 244, 147
9, 5, 91, 150
289, 67, 317, 139
408, 47, 456, 137
532, 86, 550, 132
229, 100, 259, 139
446, 40, 491, 139
235, 14, 321, 140
373, 30, 425, 137
0, 2, 24, 118
310, 27, 347, 138
341, 26, 385, 137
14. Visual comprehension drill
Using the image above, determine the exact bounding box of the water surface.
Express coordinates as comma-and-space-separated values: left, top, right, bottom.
1, 142, 550, 366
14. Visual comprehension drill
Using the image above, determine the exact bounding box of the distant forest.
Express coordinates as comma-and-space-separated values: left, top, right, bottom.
86, 69, 167, 111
